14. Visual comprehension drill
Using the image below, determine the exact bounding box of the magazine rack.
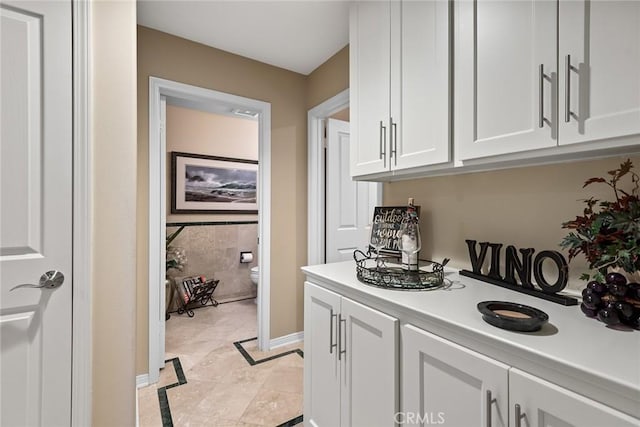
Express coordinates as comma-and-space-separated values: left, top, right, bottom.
173, 276, 219, 317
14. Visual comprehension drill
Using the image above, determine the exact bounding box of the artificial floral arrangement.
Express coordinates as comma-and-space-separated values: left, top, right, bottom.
560, 159, 640, 328
166, 226, 187, 273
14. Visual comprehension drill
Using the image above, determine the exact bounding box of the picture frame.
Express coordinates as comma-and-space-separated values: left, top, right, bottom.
171, 151, 258, 214
370, 205, 420, 255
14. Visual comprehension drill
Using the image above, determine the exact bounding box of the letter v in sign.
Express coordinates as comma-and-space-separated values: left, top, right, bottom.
465, 240, 489, 274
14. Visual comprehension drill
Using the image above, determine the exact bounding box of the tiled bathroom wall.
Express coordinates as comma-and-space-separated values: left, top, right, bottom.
166, 223, 258, 304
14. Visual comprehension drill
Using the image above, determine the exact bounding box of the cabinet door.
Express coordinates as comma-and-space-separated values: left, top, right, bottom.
456, 0, 557, 160
304, 282, 342, 427
559, 0, 640, 146
509, 368, 639, 427
340, 297, 398, 427
350, 1, 391, 177
402, 325, 509, 427
392, 0, 451, 170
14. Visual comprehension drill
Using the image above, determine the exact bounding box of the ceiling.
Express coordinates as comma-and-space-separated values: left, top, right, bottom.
136, 1, 351, 75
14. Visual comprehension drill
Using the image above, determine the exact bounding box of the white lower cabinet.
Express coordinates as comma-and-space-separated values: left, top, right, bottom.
509, 368, 639, 427
401, 324, 509, 427
304, 282, 398, 427
402, 324, 639, 427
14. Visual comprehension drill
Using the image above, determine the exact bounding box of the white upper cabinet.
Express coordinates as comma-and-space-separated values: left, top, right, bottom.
558, 1, 640, 146
456, 0, 558, 160
393, 0, 451, 170
350, 1, 391, 176
350, 0, 451, 178
457, 0, 640, 161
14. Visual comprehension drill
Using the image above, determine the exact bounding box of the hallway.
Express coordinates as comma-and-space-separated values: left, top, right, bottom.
137, 300, 303, 426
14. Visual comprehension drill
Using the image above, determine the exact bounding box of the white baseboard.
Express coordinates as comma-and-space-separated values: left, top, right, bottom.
136, 374, 150, 389
269, 331, 304, 350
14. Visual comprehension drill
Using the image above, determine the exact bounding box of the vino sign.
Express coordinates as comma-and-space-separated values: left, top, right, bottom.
460, 239, 578, 306
370, 206, 419, 255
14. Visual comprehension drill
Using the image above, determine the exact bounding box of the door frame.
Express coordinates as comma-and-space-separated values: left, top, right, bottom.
307, 89, 349, 265
148, 77, 272, 383
72, 1, 91, 424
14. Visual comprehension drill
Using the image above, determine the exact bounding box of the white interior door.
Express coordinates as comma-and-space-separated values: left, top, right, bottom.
325, 118, 380, 263
1, 1, 72, 425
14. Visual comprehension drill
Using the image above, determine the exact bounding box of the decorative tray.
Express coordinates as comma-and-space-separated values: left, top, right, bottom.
353, 250, 449, 291
477, 301, 549, 332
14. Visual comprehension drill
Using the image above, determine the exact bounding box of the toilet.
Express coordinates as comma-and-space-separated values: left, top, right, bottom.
250, 266, 259, 286
250, 266, 259, 304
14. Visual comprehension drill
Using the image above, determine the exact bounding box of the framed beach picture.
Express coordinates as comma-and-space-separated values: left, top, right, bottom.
171, 152, 258, 214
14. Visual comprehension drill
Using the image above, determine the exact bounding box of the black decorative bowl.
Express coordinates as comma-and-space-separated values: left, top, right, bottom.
477, 301, 549, 332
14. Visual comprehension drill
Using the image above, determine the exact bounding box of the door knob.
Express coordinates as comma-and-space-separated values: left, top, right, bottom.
10, 270, 65, 291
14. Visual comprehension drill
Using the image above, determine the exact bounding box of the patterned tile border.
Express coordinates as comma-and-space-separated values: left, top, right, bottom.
275, 414, 304, 427
233, 336, 304, 366
155, 341, 304, 427
157, 357, 187, 427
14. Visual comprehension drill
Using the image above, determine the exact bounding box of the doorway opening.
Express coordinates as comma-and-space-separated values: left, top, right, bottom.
148, 77, 272, 384
307, 89, 381, 266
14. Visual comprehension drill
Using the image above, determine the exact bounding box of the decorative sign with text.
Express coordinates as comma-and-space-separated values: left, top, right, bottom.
460, 239, 578, 306
370, 206, 420, 255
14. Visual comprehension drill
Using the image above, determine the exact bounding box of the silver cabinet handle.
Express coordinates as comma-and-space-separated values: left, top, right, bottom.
337, 313, 347, 361
10, 270, 65, 291
486, 390, 493, 427
565, 54, 578, 123
539, 64, 552, 128
514, 403, 523, 427
390, 118, 397, 166
329, 311, 337, 354
379, 121, 387, 168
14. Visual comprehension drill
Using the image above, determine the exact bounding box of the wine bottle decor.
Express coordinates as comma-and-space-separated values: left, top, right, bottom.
398, 198, 421, 271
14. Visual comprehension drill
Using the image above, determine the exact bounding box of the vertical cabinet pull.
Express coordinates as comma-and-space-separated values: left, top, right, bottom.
329, 311, 337, 354
565, 54, 578, 123
338, 314, 347, 360
379, 121, 387, 168
485, 390, 493, 427
538, 64, 552, 129
390, 118, 397, 166
514, 403, 523, 427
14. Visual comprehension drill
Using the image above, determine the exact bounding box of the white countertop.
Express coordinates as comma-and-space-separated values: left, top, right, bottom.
302, 260, 640, 418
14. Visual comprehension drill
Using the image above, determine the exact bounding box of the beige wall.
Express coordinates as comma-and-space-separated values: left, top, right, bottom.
137, 26, 308, 374
165, 104, 259, 223
307, 45, 349, 109
91, 1, 137, 425
167, 224, 258, 303
384, 156, 640, 291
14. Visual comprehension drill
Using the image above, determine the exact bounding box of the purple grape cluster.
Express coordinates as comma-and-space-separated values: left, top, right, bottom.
580, 272, 640, 329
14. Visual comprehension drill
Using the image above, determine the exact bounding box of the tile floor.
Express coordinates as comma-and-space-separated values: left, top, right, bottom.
138, 300, 303, 427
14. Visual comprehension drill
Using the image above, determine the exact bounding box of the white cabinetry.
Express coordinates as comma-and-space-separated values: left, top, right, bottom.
303, 282, 398, 427
510, 368, 639, 427
457, 0, 640, 161
402, 324, 509, 427
456, 0, 557, 160
350, 0, 450, 178
558, 1, 640, 146
402, 324, 639, 427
